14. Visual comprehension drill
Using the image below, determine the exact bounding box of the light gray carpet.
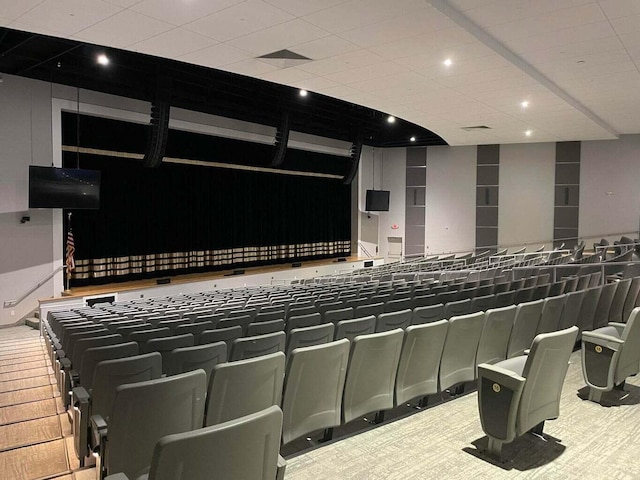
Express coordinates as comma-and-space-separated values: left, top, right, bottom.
284, 350, 640, 479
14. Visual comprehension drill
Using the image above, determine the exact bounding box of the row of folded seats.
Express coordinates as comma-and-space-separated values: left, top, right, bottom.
42, 277, 640, 477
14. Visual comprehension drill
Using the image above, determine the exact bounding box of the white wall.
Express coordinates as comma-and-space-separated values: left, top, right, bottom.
425, 146, 477, 254
376, 148, 406, 260
580, 135, 640, 241
498, 143, 555, 249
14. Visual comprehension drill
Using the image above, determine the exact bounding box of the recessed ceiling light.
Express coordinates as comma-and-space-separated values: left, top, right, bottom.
443, 58, 452, 66
387, 115, 396, 124
525, 129, 532, 136
299, 89, 308, 97
410, 136, 416, 142
97, 54, 110, 66
521, 101, 529, 108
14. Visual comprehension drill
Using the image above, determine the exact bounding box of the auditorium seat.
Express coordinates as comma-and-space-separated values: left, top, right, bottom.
591, 282, 617, 330
623, 277, 640, 322
230, 332, 286, 361
286, 323, 334, 357
576, 286, 603, 334
205, 352, 285, 426
470, 294, 496, 313
77, 342, 139, 393
412, 304, 445, 325
477, 326, 578, 458
143, 334, 195, 373
247, 319, 285, 336
199, 326, 243, 350
532, 283, 551, 301
385, 297, 413, 313
115, 323, 155, 340
537, 294, 566, 334
608, 278, 631, 324
514, 286, 535, 304
342, 329, 403, 424
93, 370, 206, 480
411, 294, 436, 309
354, 302, 385, 318
581, 308, 640, 404
282, 340, 350, 445
439, 312, 485, 392
548, 280, 566, 297
375, 309, 412, 332
166, 342, 227, 382
217, 315, 252, 335
175, 321, 215, 337
443, 298, 471, 319
73, 352, 162, 466
255, 310, 285, 323
395, 320, 448, 406
476, 306, 517, 367
335, 316, 376, 342
130, 328, 172, 349
286, 312, 322, 333
506, 299, 545, 358
563, 276, 580, 293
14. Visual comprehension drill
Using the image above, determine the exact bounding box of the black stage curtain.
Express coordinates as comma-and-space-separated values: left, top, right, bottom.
62, 113, 352, 285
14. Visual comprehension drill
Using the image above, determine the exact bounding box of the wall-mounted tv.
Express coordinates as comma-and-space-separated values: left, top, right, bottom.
29, 166, 101, 209
365, 189, 390, 212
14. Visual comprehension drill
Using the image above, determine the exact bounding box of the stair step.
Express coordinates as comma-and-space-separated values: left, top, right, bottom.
25, 317, 40, 330
34, 311, 40, 319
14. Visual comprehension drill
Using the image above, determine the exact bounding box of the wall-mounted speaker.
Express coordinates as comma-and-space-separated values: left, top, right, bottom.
343, 136, 363, 185
270, 112, 290, 167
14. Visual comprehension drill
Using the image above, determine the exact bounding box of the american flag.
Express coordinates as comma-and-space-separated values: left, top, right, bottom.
66, 229, 75, 279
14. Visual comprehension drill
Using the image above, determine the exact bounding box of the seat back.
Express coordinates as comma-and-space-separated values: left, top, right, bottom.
439, 312, 485, 391
563, 276, 579, 293
577, 286, 603, 333
246, 319, 285, 336
342, 329, 404, 423
609, 278, 632, 324
548, 281, 566, 297
537, 294, 566, 334
623, 277, 640, 323
354, 302, 384, 319
217, 315, 252, 336
516, 326, 578, 436
130, 328, 172, 349
166, 342, 228, 384
592, 282, 617, 329
558, 289, 585, 330
494, 290, 516, 308
376, 309, 412, 333
385, 298, 413, 313
507, 299, 545, 358
148, 406, 282, 480
115, 323, 155, 341
335, 316, 376, 342
230, 332, 286, 361
282, 340, 350, 445
71, 334, 123, 370
286, 312, 322, 333
286, 323, 334, 357
106, 370, 207, 480
531, 284, 551, 301
615, 308, 640, 380
412, 304, 445, 325
91, 352, 162, 423
470, 294, 496, 313
476, 306, 517, 366
324, 307, 354, 324
395, 320, 448, 405
175, 321, 215, 337
199, 326, 243, 349
205, 352, 285, 426
144, 334, 195, 373
79, 342, 139, 392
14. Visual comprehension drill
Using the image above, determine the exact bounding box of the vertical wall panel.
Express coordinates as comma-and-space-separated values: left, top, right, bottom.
405, 148, 426, 256
476, 144, 499, 252
554, 141, 580, 248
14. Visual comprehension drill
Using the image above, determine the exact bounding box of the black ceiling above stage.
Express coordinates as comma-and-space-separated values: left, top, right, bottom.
0, 27, 447, 148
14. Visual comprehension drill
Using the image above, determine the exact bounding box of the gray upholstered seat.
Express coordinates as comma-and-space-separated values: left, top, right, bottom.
342, 329, 403, 424
205, 352, 285, 426
506, 299, 544, 358
439, 312, 485, 392
395, 320, 448, 406
375, 309, 412, 332
385, 297, 413, 313
199, 326, 242, 349
557, 289, 585, 330
354, 302, 384, 318
217, 315, 252, 335
175, 321, 215, 337
246, 319, 285, 336
230, 332, 286, 361
494, 290, 516, 308
104, 406, 284, 480
72, 352, 162, 467
412, 304, 445, 325
166, 342, 228, 383
576, 286, 602, 335
476, 306, 517, 367
286, 312, 322, 333
143, 334, 195, 373
324, 307, 355, 324
93, 369, 206, 480
282, 340, 350, 445
592, 282, 618, 329
623, 277, 640, 323
581, 308, 640, 404
115, 323, 155, 341
334, 316, 376, 342
286, 323, 334, 357
130, 328, 172, 349
470, 294, 496, 313
477, 326, 578, 458
608, 278, 631, 324
536, 295, 566, 334
77, 342, 139, 393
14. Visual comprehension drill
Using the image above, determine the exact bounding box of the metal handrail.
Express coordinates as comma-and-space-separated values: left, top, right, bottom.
3, 265, 65, 308
357, 241, 374, 258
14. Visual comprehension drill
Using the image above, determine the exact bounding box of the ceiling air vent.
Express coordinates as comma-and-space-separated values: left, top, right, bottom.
257, 49, 312, 68
461, 125, 492, 131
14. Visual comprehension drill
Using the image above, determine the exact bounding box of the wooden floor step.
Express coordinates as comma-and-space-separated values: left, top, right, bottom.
25, 318, 40, 330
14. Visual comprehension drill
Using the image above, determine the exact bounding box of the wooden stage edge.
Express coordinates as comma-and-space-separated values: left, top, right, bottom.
58, 255, 378, 300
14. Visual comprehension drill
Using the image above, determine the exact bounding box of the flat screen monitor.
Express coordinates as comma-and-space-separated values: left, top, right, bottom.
29, 166, 101, 209
365, 189, 390, 211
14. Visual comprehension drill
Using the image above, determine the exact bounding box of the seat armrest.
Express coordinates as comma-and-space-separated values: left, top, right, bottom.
72, 386, 90, 405
581, 332, 623, 351
90, 414, 108, 450
69, 370, 80, 389
276, 454, 287, 480
607, 323, 626, 336
478, 363, 526, 391
55, 348, 66, 360
104, 474, 129, 480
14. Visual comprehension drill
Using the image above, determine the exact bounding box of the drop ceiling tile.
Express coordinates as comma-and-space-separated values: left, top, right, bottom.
618, 31, 640, 50
258, 67, 315, 84
597, 0, 640, 19
297, 49, 386, 76
296, 76, 341, 91
317, 84, 363, 99
130, 28, 218, 58
506, 21, 615, 54
323, 61, 407, 85
7, 20, 70, 37
74, 9, 174, 48
228, 19, 330, 56
609, 15, 640, 36
132, 0, 245, 26
348, 71, 430, 94
223, 58, 280, 76
0, 0, 47, 21
303, 0, 428, 34
104, 0, 141, 7
264, 0, 349, 17
292, 35, 360, 60
16, 0, 123, 35
0, 16, 9, 26
185, 0, 294, 42
178, 43, 252, 68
